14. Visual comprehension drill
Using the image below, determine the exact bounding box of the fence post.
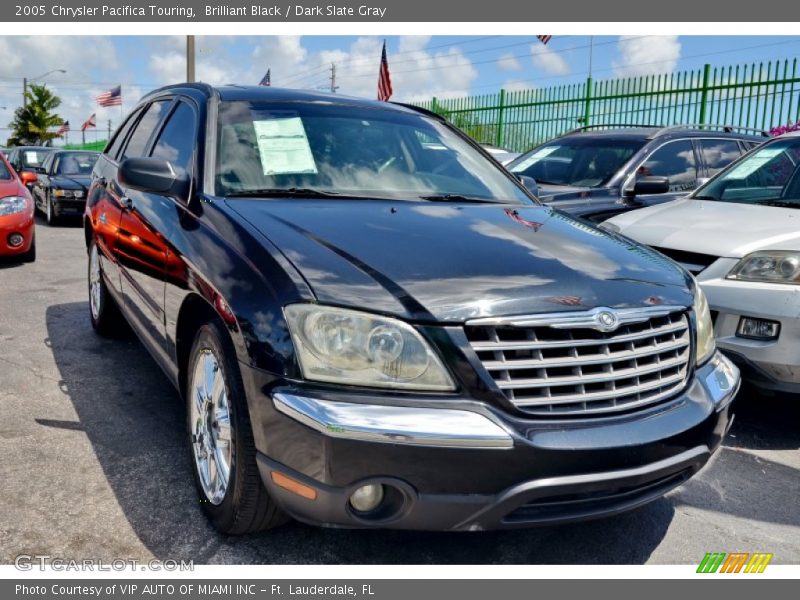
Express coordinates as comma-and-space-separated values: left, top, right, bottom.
698, 63, 711, 127
582, 77, 593, 126
431, 96, 439, 114
496, 89, 506, 147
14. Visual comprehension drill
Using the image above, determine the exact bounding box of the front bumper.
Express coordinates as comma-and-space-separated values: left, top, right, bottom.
698, 259, 800, 393
52, 196, 87, 217
244, 352, 739, 531
0, 208, 34, 257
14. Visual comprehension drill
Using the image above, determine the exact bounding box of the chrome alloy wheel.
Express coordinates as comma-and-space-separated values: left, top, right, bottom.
89, 244, 102, 320
190, 348, 232, 505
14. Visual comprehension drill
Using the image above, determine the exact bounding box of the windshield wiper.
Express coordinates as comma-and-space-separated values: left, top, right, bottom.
226, 187, 340, 198
692, 195, 719, 200
755, 200, 799, 208
419, 194, 497, 203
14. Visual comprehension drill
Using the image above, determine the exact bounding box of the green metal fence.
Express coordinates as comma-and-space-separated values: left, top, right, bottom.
416, 58, 800, 152
64, 140, 107, 152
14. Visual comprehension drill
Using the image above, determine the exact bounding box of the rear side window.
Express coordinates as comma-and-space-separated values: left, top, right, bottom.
150, 101, 197, 174
637, 140, 698, 192
106, 107, 143, 161
121, 100, 171, 160
699, 139, 743, 177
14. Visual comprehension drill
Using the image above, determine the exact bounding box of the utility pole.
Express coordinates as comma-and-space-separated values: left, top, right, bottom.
187, 35, 196, 82
329, 63, 339, 94
23, 77, 27, 108
108, 119, 112, 141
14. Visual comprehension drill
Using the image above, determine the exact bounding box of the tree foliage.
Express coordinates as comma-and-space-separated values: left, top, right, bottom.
7, 84, 64, 146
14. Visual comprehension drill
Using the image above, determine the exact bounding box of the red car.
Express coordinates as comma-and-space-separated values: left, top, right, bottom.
0, 152, 36, 262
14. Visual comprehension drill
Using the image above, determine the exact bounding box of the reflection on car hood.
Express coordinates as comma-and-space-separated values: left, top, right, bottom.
536, 184, 614, 204
50, 175, 91, 190
607, 198, 800, 258
226, 198, 692, 322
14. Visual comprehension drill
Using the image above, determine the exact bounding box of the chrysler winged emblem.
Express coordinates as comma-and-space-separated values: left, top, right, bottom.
594, 309, 620, 332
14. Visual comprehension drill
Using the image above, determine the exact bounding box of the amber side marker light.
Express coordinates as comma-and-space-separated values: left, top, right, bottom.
270, 471, 318, 500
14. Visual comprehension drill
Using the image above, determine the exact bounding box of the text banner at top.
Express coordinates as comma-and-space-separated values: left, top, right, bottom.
5, 0, 800, 22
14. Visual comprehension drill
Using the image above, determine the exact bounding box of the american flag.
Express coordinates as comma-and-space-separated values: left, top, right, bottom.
81, 113, 96, 132
56, 121, 70, 136
259, 69, 271, 86
377, 40, 392, 102
536, 35, 552, 45
96, 85, 122, 107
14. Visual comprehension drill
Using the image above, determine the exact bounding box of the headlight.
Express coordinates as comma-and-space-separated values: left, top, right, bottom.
727, 251, 800, 284
693, 282, 715, 365
0, 196, 28, 216
52, 189, 73, 198
284, 304, 456, 391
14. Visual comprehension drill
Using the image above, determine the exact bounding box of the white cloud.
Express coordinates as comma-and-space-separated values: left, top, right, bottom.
0, 36, 124, 145
502, 79, 535, 92
498, 53, 522, 72
613, 35, 681, 78
530, 43, 570, 76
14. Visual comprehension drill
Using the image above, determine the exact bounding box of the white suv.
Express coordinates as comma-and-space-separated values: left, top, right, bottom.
603, 133, 800, 394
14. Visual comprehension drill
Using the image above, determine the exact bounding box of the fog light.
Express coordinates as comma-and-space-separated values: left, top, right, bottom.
349, 484, 384, 513
7, 233, 23, 247
736, 317, 780, 341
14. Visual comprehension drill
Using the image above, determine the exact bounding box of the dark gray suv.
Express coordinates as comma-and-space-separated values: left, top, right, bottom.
508, 124, 767, 222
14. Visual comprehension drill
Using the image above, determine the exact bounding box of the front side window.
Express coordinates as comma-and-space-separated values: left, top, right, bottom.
215, 101, 532, 204
122, 100, 171, 160
150, 101, 197, 174
694, 138, 800, 207
635, 140, 698, 192
509, 138, 645, 187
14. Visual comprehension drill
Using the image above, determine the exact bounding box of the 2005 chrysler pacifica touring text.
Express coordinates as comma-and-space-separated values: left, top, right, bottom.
84, 84, 740, 534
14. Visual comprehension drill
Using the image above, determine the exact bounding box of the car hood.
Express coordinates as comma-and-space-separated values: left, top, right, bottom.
50, 175, 91, 190
226, 199, 693, 322
607, 198, 800, 258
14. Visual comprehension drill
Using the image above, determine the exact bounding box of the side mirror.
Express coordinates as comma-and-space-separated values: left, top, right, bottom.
517, 174, 539, 199
118, 157, 190, 201
19, 170, 38, 186
629, 175, 670, 197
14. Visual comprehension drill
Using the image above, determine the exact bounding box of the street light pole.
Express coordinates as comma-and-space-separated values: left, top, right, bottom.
23, 69, 67, 109
187, 35, 195, 82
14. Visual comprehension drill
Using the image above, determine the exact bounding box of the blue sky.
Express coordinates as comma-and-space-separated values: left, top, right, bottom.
1, 35, 799, 144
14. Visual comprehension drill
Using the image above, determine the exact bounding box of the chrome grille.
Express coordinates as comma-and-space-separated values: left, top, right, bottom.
465, 308, 691, 416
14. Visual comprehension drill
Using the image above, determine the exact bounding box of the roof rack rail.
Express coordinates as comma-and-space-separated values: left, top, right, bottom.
645, 124, 771, 139
563, 123, 663, 135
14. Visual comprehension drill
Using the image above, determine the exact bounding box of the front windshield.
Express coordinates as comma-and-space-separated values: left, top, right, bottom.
20, 150, 49, 169
56, 153, 98, 175
215, 100, 532, 204
509, 138, 645, 187
695, 138, 800, 207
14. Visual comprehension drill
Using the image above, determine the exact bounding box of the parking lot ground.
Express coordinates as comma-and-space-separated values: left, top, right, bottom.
0, 218, 798, 565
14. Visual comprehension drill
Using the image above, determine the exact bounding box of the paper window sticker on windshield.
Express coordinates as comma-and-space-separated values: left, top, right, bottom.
512, 146, 560, 171
726, 154, 782, 179
24, 151, 39, 164
253, 117, 318, 176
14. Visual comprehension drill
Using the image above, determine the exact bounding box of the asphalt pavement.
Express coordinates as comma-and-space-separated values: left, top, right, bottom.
0, 217, 798, 565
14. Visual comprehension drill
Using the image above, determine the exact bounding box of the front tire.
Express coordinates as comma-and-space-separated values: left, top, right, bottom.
45, 193, 57, 226
187, 320, 287, 534
88, 239, 124, 336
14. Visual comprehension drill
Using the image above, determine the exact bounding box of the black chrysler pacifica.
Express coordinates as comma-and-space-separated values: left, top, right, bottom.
84, 84, 740, 534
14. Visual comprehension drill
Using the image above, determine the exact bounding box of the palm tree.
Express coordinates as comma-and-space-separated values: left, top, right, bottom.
7, 84, 64, 146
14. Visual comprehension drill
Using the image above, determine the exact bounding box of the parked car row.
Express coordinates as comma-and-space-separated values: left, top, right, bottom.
2, 86, 790, 540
